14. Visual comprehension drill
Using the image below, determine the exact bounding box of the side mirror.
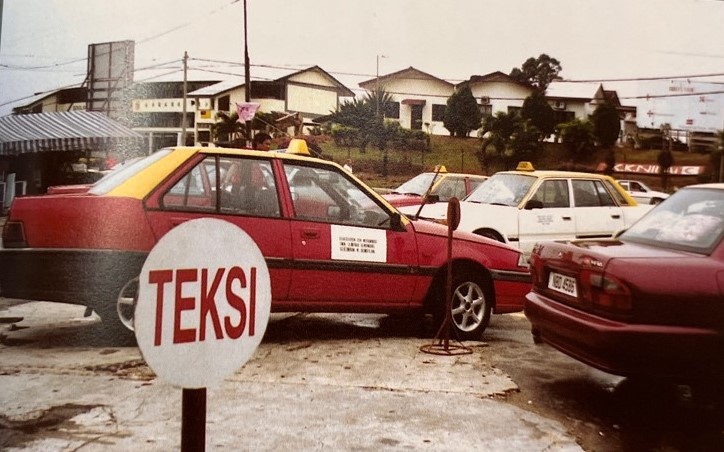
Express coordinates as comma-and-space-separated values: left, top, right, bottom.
390, 212, 404, 231
525, 199, 544, 210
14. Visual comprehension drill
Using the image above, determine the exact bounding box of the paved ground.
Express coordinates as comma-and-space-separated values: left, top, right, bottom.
0, 301, 584, 451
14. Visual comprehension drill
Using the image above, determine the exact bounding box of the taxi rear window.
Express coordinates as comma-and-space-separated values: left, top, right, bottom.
89, 149, 172, 196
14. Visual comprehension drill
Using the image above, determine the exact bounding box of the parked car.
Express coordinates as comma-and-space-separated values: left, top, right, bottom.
0, 140, 531, 341
524, 183, 724, 380
617, 179, 669, 205
383, 168, 488, 208
398, 162, 653, 258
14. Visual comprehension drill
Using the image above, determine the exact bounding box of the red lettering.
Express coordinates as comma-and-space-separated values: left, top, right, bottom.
148, 269, 173, 346
199, 268, 224, 340
249, 267, 256, 336
174, 269, 197, 344
224, 266, 247, 339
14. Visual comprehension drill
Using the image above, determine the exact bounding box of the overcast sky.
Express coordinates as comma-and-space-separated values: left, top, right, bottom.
2, 0, 724, 116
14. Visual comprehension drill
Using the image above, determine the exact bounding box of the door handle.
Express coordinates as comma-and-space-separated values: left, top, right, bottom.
562, 216, 572, 221
301, 229, 320, 239
611, 214, 621, 219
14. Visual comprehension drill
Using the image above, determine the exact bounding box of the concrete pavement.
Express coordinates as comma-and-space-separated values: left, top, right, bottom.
0, 302, 583, 451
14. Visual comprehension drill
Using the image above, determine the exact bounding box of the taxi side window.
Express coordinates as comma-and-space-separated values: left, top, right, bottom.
532, 180, 570, 208
572, 179, 615, 207
285, 163, 391, 228
163, 156, 217, 211
162, 155, 280, 217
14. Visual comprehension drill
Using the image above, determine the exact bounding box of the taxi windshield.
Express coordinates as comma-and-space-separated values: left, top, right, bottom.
393, 172, 442, 196
465, 173, 536, 206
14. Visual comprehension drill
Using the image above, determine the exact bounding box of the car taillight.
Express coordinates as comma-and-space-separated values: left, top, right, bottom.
2, 220, 27, 248
579, 269, 632, 312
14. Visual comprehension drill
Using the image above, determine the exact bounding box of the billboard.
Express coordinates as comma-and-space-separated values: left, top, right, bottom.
636, 80, 724, 132
86, 40, 135, 123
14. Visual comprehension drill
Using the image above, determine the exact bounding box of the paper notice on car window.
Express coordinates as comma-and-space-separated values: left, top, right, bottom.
331, 225, 387, 262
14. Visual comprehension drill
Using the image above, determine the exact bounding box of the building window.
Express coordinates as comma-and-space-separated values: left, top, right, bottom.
218, 95, 230, 112
432, 104, 446, 121
384, 102, 400, 119
507, 106, 522, 117
479, 104, 493, 117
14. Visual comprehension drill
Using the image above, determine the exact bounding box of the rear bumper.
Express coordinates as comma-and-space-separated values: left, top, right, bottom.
524, 291, 724, 379
0, 248, 148, 308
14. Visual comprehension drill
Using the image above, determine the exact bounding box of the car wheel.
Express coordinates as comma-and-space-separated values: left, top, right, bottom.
94, 277, 139, 345
434, 269, 492, 341
475, 229, 504, 243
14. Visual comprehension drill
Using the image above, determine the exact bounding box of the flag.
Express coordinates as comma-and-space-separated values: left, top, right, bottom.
236, 102, 260, 123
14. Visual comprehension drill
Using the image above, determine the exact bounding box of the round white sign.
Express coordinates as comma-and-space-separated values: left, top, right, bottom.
134, 218, 271, 388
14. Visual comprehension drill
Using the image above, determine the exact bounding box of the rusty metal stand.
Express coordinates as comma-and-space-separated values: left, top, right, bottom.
421, 198, 472, 356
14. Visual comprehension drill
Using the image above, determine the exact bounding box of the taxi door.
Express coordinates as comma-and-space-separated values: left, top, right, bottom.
283, 162, 419, 306
571, 179, 625, 239
518, 179, 576, 255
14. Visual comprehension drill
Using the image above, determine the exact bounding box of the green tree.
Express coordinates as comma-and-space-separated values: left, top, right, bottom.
443, 86, 483, 138
559, 118, 596, 160
591, 102, 621, 147
211, 111, 246, 146
521, 91, 556, 139
479, 112, 540, 170
509, 54, 562, 92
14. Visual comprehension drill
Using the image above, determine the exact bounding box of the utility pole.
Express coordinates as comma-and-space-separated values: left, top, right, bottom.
244, 0, 251, 146
181, 51, 188, 146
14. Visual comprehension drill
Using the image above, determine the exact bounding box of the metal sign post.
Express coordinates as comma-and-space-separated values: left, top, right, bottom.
421, 197, 472, 356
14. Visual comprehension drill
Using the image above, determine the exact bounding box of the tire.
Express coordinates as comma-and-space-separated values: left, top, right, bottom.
94, 276, 139, 345
434, 268, 492, 341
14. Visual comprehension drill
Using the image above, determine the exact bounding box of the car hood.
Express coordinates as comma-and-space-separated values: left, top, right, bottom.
382, 193, 424, 207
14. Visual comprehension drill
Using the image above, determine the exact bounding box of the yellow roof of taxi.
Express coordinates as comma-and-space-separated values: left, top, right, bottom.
501, 168, 616, 180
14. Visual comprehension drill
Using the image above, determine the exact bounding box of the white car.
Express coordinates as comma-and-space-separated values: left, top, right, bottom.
617, 179, 670, 205
399, 163, 654, 257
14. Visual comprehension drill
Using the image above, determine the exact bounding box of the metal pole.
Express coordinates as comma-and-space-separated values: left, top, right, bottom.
244, 0, 252, 146
181, 51, 188, 146
375, 55, 380, 117
181, 388, 206, 452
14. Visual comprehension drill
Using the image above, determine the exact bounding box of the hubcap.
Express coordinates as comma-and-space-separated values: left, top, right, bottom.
450, 281, 486, 332
117, 277, 139, 331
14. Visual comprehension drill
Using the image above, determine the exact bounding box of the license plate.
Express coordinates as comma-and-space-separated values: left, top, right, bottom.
548, 272, 578, 298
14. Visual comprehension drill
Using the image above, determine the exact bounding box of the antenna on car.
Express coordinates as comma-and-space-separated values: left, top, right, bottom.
412, 164, 446, 220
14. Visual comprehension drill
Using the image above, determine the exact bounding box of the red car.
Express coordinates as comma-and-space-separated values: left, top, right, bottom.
525, 183, 724, 380
383, 169, 488, 208
1, 140, 530, 341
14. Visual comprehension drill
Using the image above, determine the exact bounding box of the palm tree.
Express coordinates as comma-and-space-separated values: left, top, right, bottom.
211, 111, 246, 146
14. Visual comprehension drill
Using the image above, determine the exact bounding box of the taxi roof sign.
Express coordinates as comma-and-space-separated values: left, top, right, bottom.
434, 165, 448, 173
516, 161, 535, 171
285, 139, 311, 155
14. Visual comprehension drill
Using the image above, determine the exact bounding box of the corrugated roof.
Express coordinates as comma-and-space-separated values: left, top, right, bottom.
0, 111, 143, 155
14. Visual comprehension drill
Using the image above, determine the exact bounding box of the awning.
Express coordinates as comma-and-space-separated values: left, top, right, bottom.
0, 111, 144, 156
401, 99, 426, 106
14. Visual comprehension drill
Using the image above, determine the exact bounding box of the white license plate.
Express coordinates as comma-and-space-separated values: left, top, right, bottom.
547, 272, 578, 298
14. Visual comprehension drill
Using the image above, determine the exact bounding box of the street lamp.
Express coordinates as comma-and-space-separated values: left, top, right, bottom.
375, 54, 387, 117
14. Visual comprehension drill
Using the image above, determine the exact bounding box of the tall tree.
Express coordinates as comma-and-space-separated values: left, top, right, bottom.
509, 54, 562, 92
591, 102, 621, 147
479, 112, 540, 170
559, 118, 596, 160
521, 91, 556, 139
443, 86, 483, 138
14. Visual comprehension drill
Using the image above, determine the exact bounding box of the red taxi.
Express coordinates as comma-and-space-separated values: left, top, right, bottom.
1, 140, 531, 341
525, 183, 724, 380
